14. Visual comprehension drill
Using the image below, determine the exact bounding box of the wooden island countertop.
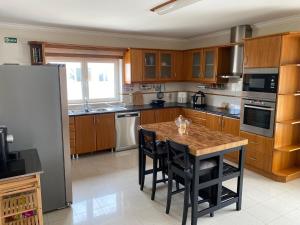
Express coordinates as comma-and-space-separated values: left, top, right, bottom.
140, 122, 248, 156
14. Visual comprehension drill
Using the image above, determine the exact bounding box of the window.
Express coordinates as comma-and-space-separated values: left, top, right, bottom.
49, 59, 121, 103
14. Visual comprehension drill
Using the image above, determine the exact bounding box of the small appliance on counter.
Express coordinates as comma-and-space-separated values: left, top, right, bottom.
0, 126, 17, 162
177, 92, 188, 104
192, 91, 206, 108
150, 99, 165, 107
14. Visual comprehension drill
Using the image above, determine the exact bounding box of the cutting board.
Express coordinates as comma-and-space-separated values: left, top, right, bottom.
132, 91, 144, 106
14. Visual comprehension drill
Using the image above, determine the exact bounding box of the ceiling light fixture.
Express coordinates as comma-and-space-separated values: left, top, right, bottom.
150, 0, 203, 15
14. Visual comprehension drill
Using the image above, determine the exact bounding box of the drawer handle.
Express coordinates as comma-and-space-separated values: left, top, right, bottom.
249, 157, 257, 161
249, 141, 259, 145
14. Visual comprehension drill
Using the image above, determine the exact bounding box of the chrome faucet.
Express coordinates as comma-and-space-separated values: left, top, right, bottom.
83, 98, 90, 112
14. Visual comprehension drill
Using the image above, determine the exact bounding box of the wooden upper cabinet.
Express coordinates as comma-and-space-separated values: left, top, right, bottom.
244, 35, 282, 68
159, 51, 175, 81
75, 115, 96, 154
124, 49, 143, 84
95, 113, 116, 151
191, 50, 203, 81
206, 113, 222, 131
203, 48, 217, 82
174, 51, 184, 81
143, 50, 159, 81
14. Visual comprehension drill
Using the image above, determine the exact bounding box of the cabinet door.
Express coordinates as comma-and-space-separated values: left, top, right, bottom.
240, 131, 273, 172
95, 113, 116, 151
203, 48, 217, 82
69, 116, 76, 155
222, 117, 240, 162
75, 115, 96, 154
182, 109, 206, 126
143, 51, 159, 81
159, 51, 174, 81
174, 51, 183, 81
206, 113, 222, 131
191, 50, 203, 81
244, 35, 282, 68
155, 108, 181, 123
126, 49, 143, 83
141, 110, 156, 125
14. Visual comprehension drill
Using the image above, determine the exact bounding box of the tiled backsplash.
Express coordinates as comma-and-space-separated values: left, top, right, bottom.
122, 79, 242, 110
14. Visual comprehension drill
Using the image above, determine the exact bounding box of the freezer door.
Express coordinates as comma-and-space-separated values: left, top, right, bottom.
0, 65, 71, 212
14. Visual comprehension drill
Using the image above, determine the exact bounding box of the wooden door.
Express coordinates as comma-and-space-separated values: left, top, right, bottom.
143, 50, 159, 81
206, 113, 222, 131
183, 51, 192, 81
244, 35, 282, 68
174, 51, 184, 81
203, 48, 217, 83
159, 51, 175, 81
222, 117, 240, 162
155, 108, 181, 123
69, 116, 76, 155
95, 113, 116, 151
141, 110, 156, 125
182, 109, 206, 126
75, 115, 96, 154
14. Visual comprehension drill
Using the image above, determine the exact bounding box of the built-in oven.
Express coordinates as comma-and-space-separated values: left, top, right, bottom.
240, 98, 276, 137
242, 68, 279, 101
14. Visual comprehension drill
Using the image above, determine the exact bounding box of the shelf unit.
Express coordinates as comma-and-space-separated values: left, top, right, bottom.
28, 42, 45, 65
272, 33, 300, 181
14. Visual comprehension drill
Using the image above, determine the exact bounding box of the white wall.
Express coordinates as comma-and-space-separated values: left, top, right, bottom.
0, 23, 185, 65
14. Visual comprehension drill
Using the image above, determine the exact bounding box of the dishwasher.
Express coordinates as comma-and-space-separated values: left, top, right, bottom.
115, 111, 140, 151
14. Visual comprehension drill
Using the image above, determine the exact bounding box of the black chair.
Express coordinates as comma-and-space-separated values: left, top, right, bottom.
165, 140, 217, 225
139, 129, 168, 200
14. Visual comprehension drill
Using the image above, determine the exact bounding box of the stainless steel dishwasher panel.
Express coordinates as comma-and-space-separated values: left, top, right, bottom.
115, 111, 140, 151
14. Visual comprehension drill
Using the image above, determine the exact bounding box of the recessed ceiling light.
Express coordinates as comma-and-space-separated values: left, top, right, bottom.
150, 0, 203, 15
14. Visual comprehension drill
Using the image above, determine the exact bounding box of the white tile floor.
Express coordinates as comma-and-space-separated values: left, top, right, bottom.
44, 149, 300, 225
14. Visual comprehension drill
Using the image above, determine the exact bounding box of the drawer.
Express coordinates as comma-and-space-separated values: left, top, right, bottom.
183, 109, 206, 126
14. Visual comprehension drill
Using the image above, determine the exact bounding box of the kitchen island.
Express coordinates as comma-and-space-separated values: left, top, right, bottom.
139, 122, 248, 225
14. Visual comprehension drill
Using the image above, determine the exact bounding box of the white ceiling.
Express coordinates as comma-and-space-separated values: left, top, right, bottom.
0, 0, 300, 39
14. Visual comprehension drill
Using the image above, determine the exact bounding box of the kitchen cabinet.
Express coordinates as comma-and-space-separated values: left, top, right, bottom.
203, 48, 217, 82
95, 113, 116, 151
174, 51, 184, 81
244, 35, 282, 68
140, 108, 181, 124
143, 50, 159, 81
183, 50, 203, 82
124, 49, 143, 84
75, 115, 96, 154
159, 51, 174, 81
240, 131, 273, 173
222, 117, 240, 162
69, 116, 76, 156
182, 109, 206, 126
206, 113, 222, 131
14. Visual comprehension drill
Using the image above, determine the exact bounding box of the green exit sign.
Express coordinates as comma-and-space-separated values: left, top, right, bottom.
4, 37, 17, 43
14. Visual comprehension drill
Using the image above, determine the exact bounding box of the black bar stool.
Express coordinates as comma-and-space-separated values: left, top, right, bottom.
139, 129, 168, 200
165, 140, 217, 225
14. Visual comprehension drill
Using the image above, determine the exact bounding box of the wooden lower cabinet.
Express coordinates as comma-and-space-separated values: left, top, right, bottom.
95, 113, 116, 151
75, 115, 96, 154
182, 109, 206, 126
206, 113, 222, 131
240, 131, 273, 173
141, 108, 181, 125
69, 116, 76, 155
222, 117, 240, 162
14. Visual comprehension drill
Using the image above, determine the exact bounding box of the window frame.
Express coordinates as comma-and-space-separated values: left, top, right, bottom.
46, 57, 121, 104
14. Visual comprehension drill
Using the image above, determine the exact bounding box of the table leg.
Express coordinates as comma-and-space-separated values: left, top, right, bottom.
191, 157, 198, 225
138, 131, 142, 185
236, 146, 245, 211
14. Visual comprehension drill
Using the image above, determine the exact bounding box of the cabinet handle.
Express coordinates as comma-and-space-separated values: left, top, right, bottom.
249, 157, 257, 161
249, 141, 258, 145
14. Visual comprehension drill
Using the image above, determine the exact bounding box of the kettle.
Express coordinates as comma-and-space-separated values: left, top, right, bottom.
192, 91, 206, 107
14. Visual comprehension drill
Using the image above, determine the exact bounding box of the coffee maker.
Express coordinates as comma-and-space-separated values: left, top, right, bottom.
0, 126, 14, 162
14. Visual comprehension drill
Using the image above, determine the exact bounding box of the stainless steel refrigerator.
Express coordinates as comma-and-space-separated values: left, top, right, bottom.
0, 65, 72, 212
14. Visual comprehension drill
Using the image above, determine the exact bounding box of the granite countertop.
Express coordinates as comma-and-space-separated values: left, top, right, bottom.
0, 149, 42, 180
69, 103, 240, 119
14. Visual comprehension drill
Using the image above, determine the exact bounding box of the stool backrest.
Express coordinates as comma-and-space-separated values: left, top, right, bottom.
139, 129, 157, 154
166, 140, 191, 171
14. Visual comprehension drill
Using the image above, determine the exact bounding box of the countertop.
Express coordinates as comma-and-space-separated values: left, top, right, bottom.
69, 103, 240, 119
0, 149, 42, 180
141, 122, 248, 156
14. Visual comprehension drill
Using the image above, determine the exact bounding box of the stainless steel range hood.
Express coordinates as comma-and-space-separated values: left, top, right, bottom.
222, 25, 252, 78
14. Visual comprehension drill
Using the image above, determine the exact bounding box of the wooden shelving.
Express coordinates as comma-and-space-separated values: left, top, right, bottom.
275, 144, 300, 153
273, 166, 300, 178
28, 41, 45, 65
